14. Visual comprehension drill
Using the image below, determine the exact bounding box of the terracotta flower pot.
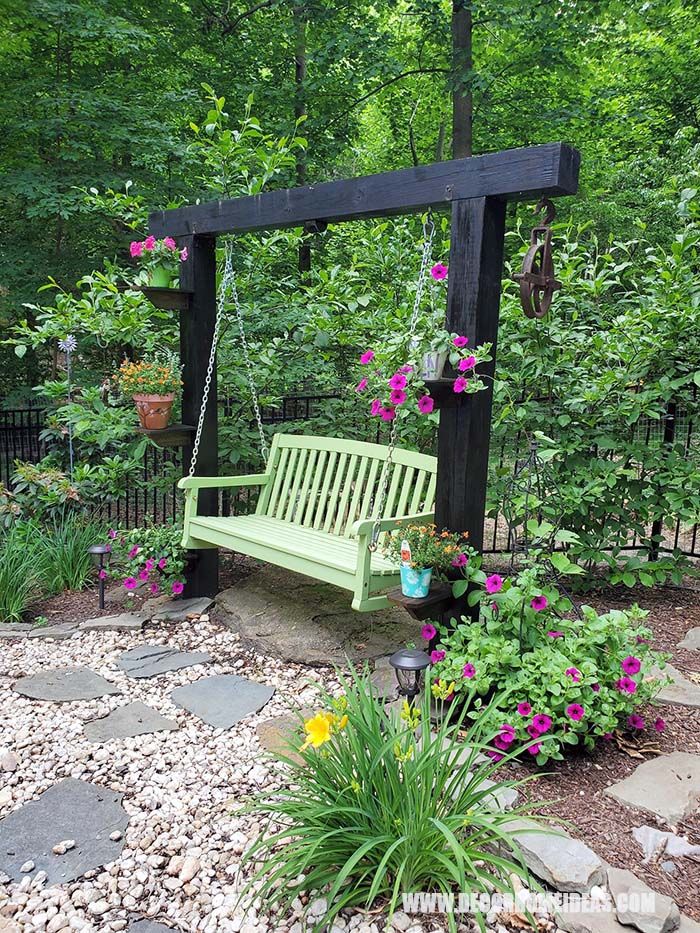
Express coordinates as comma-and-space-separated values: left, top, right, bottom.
133, 393, 175, 430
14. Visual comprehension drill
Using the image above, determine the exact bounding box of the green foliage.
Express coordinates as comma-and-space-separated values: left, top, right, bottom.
105, 523, 186, 598
38, 517, 108, 594
383, 523, 475, 575
0, 524, 44, 622
244, 667, 543, 931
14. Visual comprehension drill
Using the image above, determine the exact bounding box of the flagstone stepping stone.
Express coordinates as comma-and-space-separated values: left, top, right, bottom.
127, 920, 176, 932
605, 752, 700, 823
144, 596, 213, 622
171, 674, 274, 729
80, 612, 149, 632
13, 667, 120, 702
678, 628, 700, 650
632, 824, 700, 862
27, 623, 80, 640
117, 645, 211, 679
652, 664, 700, 708
256, 713, 310, 766
0, 778, 127, 884
84, 701, 179, 743
607, 865, 680, 933
0, 624, 33, 639
504, 818, 605, 893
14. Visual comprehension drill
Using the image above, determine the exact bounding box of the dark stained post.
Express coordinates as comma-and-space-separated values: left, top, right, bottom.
178, 234, 219, 597
435, 196, 507, 547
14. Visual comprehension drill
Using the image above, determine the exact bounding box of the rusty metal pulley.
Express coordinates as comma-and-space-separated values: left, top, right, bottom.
513, 198, 561, 319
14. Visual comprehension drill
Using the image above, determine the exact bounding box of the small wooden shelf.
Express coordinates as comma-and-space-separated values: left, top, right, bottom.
422, 378, 463, 406
137, 423, 195, 448
386, 582, 453, 621
140, 287, 193, 311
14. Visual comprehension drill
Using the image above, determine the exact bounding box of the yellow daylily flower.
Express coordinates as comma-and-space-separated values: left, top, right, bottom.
300, 712, 333, 750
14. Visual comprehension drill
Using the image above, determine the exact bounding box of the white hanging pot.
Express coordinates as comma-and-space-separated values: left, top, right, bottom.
420, 350, 447, 380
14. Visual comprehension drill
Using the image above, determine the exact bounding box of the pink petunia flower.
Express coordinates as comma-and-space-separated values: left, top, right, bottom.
138, 569, 149, 581
129, 241, 144, 257
517, 702, 532, 717
430, 263, 448, 281
144, 235, 156, 251
530, 595, 548, 612
128, 546, 140, 559
462, 662, 476, 679
591, 683, 600, 693
494, 734, 513, 751
565, 667, 582, 682
380, 407, 396, 422
157, 557, 167, 570
388, 372, 407, 390
487, 750, 504, 763
628, 713, 645, 731
145, 559, 155, 571
603, 732, 614, 741
621, 656, 641, 675
547, 630, 564, 638
108, 528, 117, 539
370, 398, 382, 416
150, 583, 160, 596
400, 365, 413, 374
453, 336, 468, 348
417, 395, 434, 414
172, 580, 185, 595
531, 713, 552, 734
355, 378, 368, 393
453, 376, 468, 393
526, 723, 541, 738
616, 676, 637, 694
566, 703, 585, 722
105, 544, 112, 553
654, 717, 666, 732
527, 743, 542, 756
359, 350, 375, 365
458, 355, 477, 372
123, 577, 138, 590
163, 236, 177, 250
430, 649, 446, 664
390, 389, 407, 406
180, 247, 189, 262
421, 623, 436, 641
485, 574, 503, 594
451, 553, 468, 568
98, 569, 107, 580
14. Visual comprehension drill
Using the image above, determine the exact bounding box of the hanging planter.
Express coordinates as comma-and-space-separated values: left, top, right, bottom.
114, 355, 182, 433
420, 350, 447, 381
147, 265, 173, 288
132, 393, 176, 430
130, 236, 188, 289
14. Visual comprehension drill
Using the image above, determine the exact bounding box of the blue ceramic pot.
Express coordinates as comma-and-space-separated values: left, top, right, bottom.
400, 565, 433, 598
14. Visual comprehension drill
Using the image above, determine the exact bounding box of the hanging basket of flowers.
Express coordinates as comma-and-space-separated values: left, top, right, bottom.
115, 355, 182, 430
130, 236, 188, 288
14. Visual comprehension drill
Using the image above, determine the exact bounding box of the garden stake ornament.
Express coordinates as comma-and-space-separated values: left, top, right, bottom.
513, 198, 561, 318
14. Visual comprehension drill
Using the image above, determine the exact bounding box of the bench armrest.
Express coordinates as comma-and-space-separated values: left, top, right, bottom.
178, 474, 269, 490
351, 511, 434, 539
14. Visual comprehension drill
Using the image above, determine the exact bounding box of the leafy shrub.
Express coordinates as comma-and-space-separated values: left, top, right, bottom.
0, 525, 44, 622
37, 517, 108, 594
244, 668, 543, 931
105, 522, 186, 599
430, 565, 668, 765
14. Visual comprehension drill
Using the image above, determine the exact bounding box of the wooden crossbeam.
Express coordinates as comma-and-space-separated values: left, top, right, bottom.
150, 143, 579, 237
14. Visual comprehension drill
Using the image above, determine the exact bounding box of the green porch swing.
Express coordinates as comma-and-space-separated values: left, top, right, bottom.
179, 218, 439, 611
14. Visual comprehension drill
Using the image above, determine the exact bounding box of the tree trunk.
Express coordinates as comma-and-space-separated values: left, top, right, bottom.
294, 4, 311, 277
451, 0, 473, 158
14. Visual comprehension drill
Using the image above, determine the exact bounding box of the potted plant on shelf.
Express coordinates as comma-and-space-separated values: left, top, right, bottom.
384, 523, 475, 598
115, 354, 182, 430
129, 236, 188, 288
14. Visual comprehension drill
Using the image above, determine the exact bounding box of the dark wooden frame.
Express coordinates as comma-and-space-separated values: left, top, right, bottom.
149, 143, 580, 600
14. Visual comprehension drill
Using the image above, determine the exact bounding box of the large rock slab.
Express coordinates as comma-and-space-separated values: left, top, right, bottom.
171, 674, 274, 729
27, 623, 79, 640
605, 753, 700, 823
84, 702, 179, 743
607, 865, 680, 933
0, 624, 33, 639
13, 667, 120, 702
678, 628, 700, 650
144, 596, 213, 622
217, 566, 421, 665
654, 665, 700, 708
80, 612, 148, 632
505, 818, 605, 893
0, 779, 128, 883
117, 645, 211, 679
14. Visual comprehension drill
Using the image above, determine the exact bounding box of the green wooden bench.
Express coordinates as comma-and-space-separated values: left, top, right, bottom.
179, 434, 437, 611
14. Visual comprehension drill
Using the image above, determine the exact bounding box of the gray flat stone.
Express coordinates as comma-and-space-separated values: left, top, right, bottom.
0, 624, 33, 639
680, 917, 700, 933
171, 674, 274, 729
27, 623, 79, 640
80, 612, 148, 632
556, 904, 623, 933
654, 665, 700, 708
84, 702, 179, 743
127, 921, 177, 932
0, 778, 127, 883
607, 865, 679, 933
605, 753, 700, 823
143, 596, 213, 622
505, 818, 605, 893
13, 667, 120, 702
678, 628, 700, 650
257, 713, 309, 766
632, 825, 700, 862
117, 645, 212, 679
217, 566, 422, 666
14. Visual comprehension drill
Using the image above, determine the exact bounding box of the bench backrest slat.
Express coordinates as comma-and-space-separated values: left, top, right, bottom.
257, 434, 437, 537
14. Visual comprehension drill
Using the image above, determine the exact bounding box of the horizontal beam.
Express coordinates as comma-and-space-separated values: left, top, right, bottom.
149, 142, 579, 237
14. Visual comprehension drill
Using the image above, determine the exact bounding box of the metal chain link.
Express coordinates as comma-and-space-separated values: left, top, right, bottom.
368, 211, 436, 550
188, 240, 268, 479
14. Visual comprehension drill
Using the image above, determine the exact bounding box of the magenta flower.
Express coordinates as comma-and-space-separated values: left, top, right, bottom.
636, 634, 649, 644
370, 398, 382, 416
145, 559, 155, 571
494, 734, 513, 751
566, 703, 585, 722
430, 649, 446, 664
451, 553, 468, 568
144, 235, 156, 251
138, 569, 149, 582
389, 372, 407, 390
417, 395, 434, 414
163, 236, 177, 250
526, 723, 541, 738
453, 336, 468, 348
390, 388, 407, 406
430, 263, 448, 281
400, 365, 413, 374
462, 662, 476, 679
517, 702, 532, 717
458, 355, 477, 372
527, 743, 541, 756
654, 717, 666, 732
105, 544, 112, 553
108, 528, 117, 539
531, 713, 552, 734
172, 580, 185, 596
421, 623, 436, 641
530, 595, 548, 612
128, 546, 140, 559
453, 376, 468, 393
628, 713, 645, 731
98, 569, 107, 580
150, 583, 160, 596
355, 378, 368, 393
591, 683, 600, 693
616, 676, 637, 695
547, 630, 564, 638
603, 732, 614, 741
485, 574, 503, 594
123, 577, 138, 590
129, 241, 143, 257
359, 350, 375, 365
180, 247, 189, 262
565, 667, 582, 682
621, 656, 641, 675
157, 557, 167, 571
487, 750, 504, 763
380, 406, 396, 422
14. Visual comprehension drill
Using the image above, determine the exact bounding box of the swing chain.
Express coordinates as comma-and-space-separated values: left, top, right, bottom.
368, 211, 437, 551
